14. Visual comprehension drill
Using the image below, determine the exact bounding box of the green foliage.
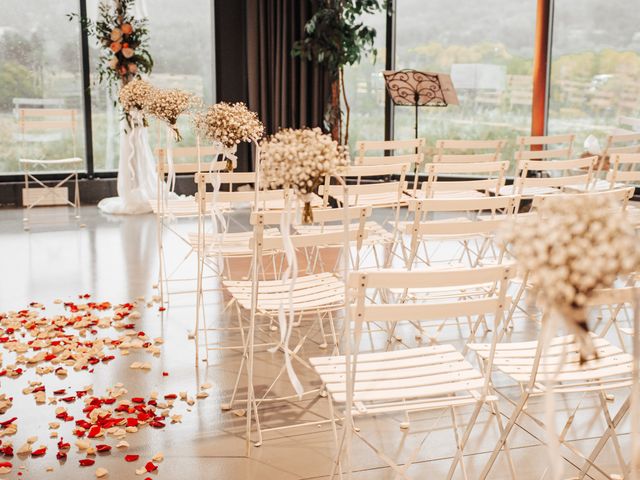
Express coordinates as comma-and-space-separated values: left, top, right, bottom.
0, 62, 42, 110
292, 0, 387, 79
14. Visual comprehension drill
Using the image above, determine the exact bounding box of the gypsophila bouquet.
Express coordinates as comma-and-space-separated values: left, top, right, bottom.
260, 127, 348, 223
143, 88, 194, 141
503, 194, 640, 361
193, 102, 264, 149
118, 78, 155, 113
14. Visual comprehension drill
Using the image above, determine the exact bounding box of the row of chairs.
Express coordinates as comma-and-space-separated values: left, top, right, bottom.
150, 134, 640, 477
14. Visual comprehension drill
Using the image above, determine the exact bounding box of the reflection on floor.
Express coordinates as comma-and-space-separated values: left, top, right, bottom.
0, 205, 633, 479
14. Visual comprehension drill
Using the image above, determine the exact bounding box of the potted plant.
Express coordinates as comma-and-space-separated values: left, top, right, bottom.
292, 0, 387, 145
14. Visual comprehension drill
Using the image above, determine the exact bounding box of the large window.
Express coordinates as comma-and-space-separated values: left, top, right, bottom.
342, 9, 387, 151
548, 0, 640, 149
394, 0, 536, 161
0, 0, 85, 174
89, 0, 214, 171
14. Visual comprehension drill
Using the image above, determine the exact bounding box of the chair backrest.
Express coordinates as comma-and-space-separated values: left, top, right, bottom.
354, 138, 424, 167
18, 108, 80, 157
515, 134, 575, 162
404, 195, 520, 268
320, 163, 411, 209
422, 160, 509, 198
156, 146, 235, 176
432, 139, 506, 164
347, 265, 514, 360
607, 153, 640, 186
513, 156, 597, 194
618, 116, 640, 133
249, 206, 370, 272
531, 187, 634, 211
602, 132, 640, 158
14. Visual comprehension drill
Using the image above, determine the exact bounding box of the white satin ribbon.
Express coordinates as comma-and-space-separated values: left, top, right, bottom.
268, 192, 304, 398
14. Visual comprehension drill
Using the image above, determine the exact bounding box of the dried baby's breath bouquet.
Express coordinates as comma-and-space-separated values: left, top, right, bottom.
260, 127, 348, 223
193, 101, 264, 153
118, 78, 155, 113
504, 194, 640, 361
143, 88, 194, 141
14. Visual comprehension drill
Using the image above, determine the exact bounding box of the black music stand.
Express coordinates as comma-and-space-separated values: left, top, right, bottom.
383, 69, 459, 138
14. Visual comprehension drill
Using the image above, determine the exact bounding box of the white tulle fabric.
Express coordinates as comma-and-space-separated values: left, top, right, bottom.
98, 110, 158, 215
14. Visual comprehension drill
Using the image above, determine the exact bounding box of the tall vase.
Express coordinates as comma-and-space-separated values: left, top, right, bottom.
98, 110, 158, 215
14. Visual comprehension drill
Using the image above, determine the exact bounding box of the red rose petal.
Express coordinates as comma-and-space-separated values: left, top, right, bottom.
163, 394, 177, 400
149, 421, 165, 429
131, 397, 145, 404
162, 372, 169, 376
56, 451, 67, 460
145, 461, 157, 472
31, 447, 47, 456
96, 444, 111, 453
124, 454, 139, 462
0, 461, 12, 468
0, 417, 17, 428
79, 458, 95, 466
87, 426, 101, 438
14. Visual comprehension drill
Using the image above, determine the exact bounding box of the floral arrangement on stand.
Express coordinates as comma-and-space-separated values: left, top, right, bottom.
504, 194, 640, 361
260, 127, 348, 223
119, 79, 194, 140
193, 102, 265, 171
69, 0, 153, 90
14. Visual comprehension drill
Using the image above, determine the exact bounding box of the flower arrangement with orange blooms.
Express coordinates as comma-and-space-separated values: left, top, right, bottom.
69, 0, 153, 96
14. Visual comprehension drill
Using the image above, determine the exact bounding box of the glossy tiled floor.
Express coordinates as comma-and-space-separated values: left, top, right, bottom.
0, 205, 633, 479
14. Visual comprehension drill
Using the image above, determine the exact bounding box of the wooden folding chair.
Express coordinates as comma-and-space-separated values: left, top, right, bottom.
432, 139, 506, 164
470, 285, 638, 480
18, 108, 82, 230
311, 265, 515, 480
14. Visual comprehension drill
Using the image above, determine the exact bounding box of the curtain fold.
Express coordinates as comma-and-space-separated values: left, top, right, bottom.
246, 0, 330, 139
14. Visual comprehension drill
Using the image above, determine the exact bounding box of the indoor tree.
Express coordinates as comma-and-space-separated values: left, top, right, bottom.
292, 0, 386, 145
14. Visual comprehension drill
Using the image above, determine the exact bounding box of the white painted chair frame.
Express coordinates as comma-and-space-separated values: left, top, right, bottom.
472, 285, 639, 480
18, 108, 82, 230
432, 139, 506, 164
312, 265, 515, 480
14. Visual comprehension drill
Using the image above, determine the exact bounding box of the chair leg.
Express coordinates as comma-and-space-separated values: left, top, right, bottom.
478, 393, 529, 480
576, 394, 630, 479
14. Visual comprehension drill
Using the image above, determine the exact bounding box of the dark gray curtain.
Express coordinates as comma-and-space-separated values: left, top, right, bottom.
245, 0, 330, 136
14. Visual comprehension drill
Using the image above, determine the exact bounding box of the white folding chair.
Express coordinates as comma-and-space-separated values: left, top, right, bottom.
515, 134, 575, 163
500, 156, 597, 198
471, 285, 638, 480
432, 139, 506, 164
222, 206, 368, 445
320, 163, 411, 268
154, 147, 233, 304
311, 265, 515, 480
18, 108, 83, 230
354, 138, 425, 193
401, 195, 520, 270
421, 160, 508, 199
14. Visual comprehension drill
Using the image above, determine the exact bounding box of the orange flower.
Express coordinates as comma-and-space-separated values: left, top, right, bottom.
110, 42, 122, 53
121, 23, 133, 35
109, 57, 118, 69
127, 63, 138, 73
122, 47, 135, 59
